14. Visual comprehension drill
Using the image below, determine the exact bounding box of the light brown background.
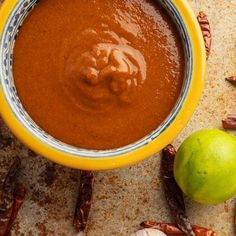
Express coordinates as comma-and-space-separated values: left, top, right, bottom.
0, 0, 236, 235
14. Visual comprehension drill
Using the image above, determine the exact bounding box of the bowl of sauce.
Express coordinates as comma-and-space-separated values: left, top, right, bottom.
0, 0, 205, 170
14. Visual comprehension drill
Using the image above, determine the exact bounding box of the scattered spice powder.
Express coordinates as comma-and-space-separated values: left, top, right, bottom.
41, 163, 56, 187
0, 128, 13, 149
73, 171, 94, 232
222, 114, 236, 130
197, 11, 212, 60
141, 221, 216, 236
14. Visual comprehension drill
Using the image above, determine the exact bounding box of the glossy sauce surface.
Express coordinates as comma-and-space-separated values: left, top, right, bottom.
13, 0, 185, 150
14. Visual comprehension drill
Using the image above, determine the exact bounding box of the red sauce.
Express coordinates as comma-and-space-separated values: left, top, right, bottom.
13, 0, 185, 150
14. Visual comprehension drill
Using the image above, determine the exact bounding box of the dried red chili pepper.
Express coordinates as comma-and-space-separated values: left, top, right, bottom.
141, 221, 216, 236
73, 171, 94, 232
192, 225, 216, 236
197, 11, 212, 60
0, 157, 26, 236
162, 145, 194, 236
141, 145, 217, 235
141, 221, 183, 235
225, 76, 236, 84
222, 114, 236, 130
4, 186, 26, 236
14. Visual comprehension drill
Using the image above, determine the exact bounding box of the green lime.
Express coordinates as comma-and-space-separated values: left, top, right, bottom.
174, 129, 236, 205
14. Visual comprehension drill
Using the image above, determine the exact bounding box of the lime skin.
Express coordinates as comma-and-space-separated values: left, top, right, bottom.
174, 129, 236, 205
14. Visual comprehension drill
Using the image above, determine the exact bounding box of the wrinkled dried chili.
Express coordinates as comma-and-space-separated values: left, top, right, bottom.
141, 221, 216, 236
0, 157, 26, 236
197, 11, 212, 60
74, 171, 94, 232
192, 225, 216, 236
4, 186, 26, 236
161, 145, 194, 236
141, 221, 182, 235
225, 76, 236, 84
222, 114, 236, 130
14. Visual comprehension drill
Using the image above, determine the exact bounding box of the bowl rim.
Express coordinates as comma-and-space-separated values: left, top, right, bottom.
0, 0, 206, 170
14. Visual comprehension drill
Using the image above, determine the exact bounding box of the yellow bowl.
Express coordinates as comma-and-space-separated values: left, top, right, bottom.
0, 0, 205, 170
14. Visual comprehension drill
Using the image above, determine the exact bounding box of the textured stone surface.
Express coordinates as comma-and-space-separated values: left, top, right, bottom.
0, 0, 236, 235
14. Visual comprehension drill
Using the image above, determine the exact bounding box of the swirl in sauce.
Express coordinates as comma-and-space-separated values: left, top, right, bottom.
63, 42, 146, 110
